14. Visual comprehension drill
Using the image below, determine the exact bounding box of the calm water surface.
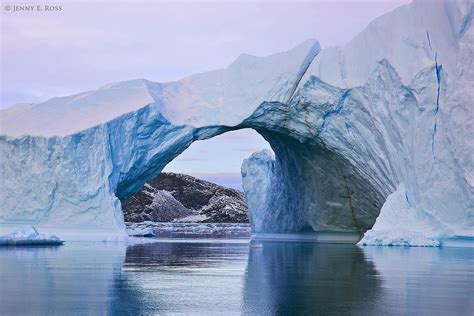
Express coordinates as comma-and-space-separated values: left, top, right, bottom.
0, 240, 473, 315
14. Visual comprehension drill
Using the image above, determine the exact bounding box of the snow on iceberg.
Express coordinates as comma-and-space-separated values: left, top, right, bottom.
0, 226, 64, 246
0, 0, 472, 245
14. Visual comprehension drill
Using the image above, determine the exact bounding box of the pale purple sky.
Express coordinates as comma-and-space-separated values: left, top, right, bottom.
1, 0, 410, 187
1, 0, 409, 108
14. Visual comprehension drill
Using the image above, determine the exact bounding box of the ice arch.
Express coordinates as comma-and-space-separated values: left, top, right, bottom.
0, 56, 466, 244
105, 60, 429, 243
111, 104, 386, 240
104, 61, 436, 243
1, 0, 473, 245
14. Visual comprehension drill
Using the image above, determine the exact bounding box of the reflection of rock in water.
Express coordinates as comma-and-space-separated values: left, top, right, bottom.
243, 242, 380, 314
111, 241, 250, 314
124, 241, 248, 269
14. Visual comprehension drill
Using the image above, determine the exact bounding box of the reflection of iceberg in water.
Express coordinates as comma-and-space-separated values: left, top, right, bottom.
0, 244, 125, 315
362, 247, 474, 315
243, 241, 381, 314
2, 241, 472, 314
243, 242, 474, 314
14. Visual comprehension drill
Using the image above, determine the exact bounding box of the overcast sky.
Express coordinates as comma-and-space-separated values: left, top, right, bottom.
1, 0, 410, 187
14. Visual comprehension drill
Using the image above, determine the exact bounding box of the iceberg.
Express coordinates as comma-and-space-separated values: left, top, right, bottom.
0, 0, 472, 245
0, 226, 64, 246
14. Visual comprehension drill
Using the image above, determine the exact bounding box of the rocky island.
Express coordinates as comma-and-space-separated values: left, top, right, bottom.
122, 173, 248, 223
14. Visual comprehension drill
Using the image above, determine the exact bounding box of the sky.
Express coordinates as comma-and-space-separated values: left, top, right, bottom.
1, 0, 410, 188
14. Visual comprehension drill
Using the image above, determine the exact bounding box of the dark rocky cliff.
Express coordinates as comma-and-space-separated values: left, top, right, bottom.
122, 173, 248, 223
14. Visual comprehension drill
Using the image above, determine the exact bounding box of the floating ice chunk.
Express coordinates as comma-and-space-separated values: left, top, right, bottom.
0, 226, 64, 246
126, 226, 155, 237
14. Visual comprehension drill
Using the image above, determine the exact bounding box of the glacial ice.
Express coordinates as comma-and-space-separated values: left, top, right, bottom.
0, 0, 472, 245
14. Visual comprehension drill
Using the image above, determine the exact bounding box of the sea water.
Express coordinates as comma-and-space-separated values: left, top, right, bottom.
0, 239, 473, 315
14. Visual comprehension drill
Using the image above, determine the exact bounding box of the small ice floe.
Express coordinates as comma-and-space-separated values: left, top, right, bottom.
126, 226, 155, 237
0, 226, 64, 246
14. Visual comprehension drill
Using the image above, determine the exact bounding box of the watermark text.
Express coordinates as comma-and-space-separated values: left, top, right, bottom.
4, 4, 62, 12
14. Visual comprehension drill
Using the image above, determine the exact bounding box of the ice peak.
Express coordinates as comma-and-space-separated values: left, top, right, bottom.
98, 78, 155, 91
229, 39, 320, 70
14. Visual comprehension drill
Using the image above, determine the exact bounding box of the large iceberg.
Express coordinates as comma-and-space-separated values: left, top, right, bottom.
0, 0, 472, 245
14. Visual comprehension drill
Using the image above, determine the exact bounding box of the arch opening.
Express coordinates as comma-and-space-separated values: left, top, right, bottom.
163, 128, 270, 191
